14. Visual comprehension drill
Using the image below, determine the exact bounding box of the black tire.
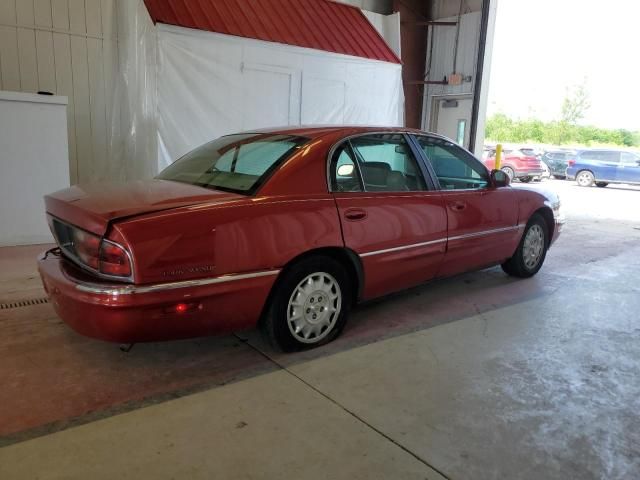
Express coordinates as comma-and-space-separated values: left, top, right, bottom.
502, 213, 549, 278
262, 256, 352, 352
520, 176, 532, 183
554, 175, 566, 180
596, 182, 608, 188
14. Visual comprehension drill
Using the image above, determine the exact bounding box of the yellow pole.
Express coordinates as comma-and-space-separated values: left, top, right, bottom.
495, 144, 503, 170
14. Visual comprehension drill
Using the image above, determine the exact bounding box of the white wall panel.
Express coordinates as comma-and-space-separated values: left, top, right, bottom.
156, 24, 404, 168
0, 26, 20, 90
17, 27, 38, 91
0, 0, 120, 184
35, 30, 56, 91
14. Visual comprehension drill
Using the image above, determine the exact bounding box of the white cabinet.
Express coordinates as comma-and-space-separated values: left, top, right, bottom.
0, 91, 70, 246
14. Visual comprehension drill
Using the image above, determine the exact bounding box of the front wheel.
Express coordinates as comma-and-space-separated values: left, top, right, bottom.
262, 256, 351, 352
596, 182, 608, 188
576, 170, 595, 187
502, 214, 548, 278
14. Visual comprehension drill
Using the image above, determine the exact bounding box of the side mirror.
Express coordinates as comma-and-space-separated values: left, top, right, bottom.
490, 169, 510, 187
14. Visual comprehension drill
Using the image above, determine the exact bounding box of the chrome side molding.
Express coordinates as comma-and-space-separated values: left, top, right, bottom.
75, 269, 281, 295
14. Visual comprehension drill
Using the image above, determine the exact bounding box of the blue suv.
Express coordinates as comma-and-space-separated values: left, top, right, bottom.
566, 149, 640, 187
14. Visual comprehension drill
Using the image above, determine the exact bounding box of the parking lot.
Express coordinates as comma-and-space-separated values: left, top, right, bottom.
1, 178, 640, 479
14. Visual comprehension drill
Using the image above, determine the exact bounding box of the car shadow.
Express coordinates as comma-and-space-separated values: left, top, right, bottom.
0, 261, 561, 447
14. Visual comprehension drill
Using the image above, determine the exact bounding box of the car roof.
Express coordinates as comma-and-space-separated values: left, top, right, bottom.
238, 125, 427, 139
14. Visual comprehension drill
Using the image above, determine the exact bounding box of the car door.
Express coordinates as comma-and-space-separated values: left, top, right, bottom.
617, 152, 640, 183
330, 133, 448, 300
410, 135, 520, 277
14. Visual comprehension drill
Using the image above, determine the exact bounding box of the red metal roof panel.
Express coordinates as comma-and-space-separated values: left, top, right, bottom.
144, 0, 401, 64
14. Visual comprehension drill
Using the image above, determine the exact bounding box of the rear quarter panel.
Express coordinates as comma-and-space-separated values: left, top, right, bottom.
113, 194, 343, 284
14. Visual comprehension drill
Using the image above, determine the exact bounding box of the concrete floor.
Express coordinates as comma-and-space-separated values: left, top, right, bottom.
1, 180, 640, 479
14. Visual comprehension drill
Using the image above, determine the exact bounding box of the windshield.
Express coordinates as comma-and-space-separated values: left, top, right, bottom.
157, 133, 309, 194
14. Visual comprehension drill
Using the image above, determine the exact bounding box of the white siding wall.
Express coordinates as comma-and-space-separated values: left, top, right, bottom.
0, 0, 118, 184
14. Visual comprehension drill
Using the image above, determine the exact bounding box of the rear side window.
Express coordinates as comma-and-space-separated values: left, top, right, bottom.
579, 151, 620, 163
157, 133, 308, 194
414, 136, 489, 190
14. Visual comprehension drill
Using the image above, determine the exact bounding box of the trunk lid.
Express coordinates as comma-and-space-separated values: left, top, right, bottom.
45, 179, 244, 235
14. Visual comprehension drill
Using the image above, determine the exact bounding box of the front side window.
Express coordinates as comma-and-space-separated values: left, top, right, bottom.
414, 136, 489, 190
157, 133, 308, 194
347, 134, 427, 192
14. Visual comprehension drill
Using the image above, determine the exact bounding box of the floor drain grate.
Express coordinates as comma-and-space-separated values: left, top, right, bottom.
0, 297, 50, 310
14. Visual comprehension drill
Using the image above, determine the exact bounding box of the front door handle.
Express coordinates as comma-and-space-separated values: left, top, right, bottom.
344, 208, 367, 221
448, 201, 467, 212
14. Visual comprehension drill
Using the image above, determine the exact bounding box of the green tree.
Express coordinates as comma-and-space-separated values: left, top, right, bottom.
561, 82, 591, 125
484, 113, 640, 148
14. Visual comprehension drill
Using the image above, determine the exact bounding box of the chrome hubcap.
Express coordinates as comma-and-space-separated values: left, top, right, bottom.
287, 272, 342, 344
577, 172, 593, 186
523, 224, 545, 270
501, 167, 514, 180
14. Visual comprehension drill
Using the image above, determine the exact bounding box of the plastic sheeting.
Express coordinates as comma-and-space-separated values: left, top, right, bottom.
109, 0, 158, 182
156, 24, 404, 168
114, 0, 404, 175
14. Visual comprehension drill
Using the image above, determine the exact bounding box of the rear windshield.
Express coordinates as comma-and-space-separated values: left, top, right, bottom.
157, 133, 309, 194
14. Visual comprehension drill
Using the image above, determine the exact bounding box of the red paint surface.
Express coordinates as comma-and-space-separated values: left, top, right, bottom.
143, 0, 400, 64
39, 126, 559, 344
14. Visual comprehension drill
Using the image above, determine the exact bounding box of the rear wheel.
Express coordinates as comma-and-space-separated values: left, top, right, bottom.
553, 175, 566, 180
596, 182, 609, 188
502, 214, 548, 278
501, 166, 515, 181
520, 176, 532, 183
262, 256, 351, 352
576, 170, 595, 187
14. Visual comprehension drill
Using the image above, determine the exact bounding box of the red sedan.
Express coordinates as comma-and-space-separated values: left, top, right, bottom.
483, 148, 544, 182
38, 127, 564, 351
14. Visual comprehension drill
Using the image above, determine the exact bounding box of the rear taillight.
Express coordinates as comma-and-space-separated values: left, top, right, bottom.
568, 159, 576, 166
99, 241, 132, 278
65, 225, 132, 279
73, 229, 100, 269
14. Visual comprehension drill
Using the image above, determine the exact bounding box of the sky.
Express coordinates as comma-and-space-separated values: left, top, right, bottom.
486, 0, 640, 130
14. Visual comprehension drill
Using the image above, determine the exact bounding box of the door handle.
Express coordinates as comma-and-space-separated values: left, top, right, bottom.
344, 208, 367, 221
448, 201, 467, 212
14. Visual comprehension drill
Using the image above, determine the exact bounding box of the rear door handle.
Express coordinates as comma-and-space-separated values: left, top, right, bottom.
448, 201, 467, 212
344, 208, 367, 221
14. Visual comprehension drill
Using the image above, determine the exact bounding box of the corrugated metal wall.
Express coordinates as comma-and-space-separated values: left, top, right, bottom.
0, 0, 118, 184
